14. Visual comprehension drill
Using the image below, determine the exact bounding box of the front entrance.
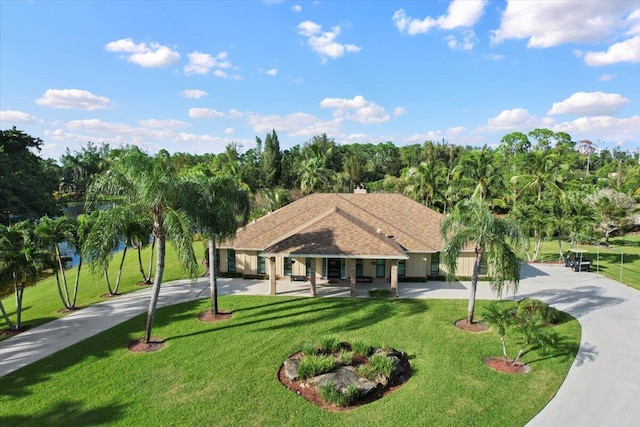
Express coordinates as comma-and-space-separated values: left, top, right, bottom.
327, 258, 341, 278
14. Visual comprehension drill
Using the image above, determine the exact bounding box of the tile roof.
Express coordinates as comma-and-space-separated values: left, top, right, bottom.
223, 193, 445, 257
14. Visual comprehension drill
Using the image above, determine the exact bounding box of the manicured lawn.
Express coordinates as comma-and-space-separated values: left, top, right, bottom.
0, 296, 580, 426
0, 242, 207, 340
526, 234, 640, 291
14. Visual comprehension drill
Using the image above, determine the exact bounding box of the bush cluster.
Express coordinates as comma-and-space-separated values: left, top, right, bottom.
319, 383, 359, 407
297, 355, 335, 379
517, 298, 559, 324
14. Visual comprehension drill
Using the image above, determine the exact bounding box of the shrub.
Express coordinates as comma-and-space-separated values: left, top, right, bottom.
368, 288, 391, 298
319, 337, 340, 354
301, 342, 317, 356
357, 364, 378, 380
351, 340, 372, 357
369, 354, 395, 378
517, 298, 559, 324
319, 382, 359, 407
339, 348, 354, 365
297, 355, 335, 379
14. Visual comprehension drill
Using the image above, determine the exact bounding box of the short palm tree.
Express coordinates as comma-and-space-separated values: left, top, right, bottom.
440, 198, 524, 324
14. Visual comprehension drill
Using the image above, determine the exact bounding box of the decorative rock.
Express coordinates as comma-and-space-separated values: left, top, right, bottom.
283, 357, 301, 381
307, 366, 378, 397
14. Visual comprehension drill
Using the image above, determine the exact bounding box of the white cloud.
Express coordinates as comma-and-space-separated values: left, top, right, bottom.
548, 92, 630, 116
246, 112, 341, 137
181, 89, 208, 99
223, 127, 234, 135
393, 107, 407, 117
0, 110, 43, 125
392, 1, 487, 35
297, 20, 361, 63
405, 130, 444, 143
292, 5, 302, 12
482, 53, 504, 61
189, 108, 226, 119
320, 95, 390, 124
484, 108, 538, 131
552, 115, 640, 143
445, 29, 477, 51
584, 35, 640, 66
106, 38, 180, 67
265, 68, 278, 76
599, 73, 614, 82
138, 119, 188, 128
35, 89, 114, 110
491, 1, 638, 48
184, 51, 232, 75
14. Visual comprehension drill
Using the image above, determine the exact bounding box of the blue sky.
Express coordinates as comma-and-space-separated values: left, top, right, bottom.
1, 0, 639, 160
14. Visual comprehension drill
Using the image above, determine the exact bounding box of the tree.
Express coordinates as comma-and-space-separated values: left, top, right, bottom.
402, 161, 445, 209
511, 150, 567, 202
586, 188, 637, 243
441, 198, 524, 324
181, 174, 250, 315
0, 128, 60, 224
0, 220, 47, 331
451, 147, 507, 207
87, 148, 199, 344
261, 129, 282, 188
297, 145, 338, 194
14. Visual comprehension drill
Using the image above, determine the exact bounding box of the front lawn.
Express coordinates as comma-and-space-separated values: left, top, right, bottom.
0, 296, 580, 426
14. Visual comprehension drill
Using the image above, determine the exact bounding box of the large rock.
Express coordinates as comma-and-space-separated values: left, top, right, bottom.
307, 366, 378, 397
283, 357, 301, 381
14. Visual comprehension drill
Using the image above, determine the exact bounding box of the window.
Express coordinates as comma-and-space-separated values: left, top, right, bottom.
376, 259, 385, 278
257, 256, 265, 274
322, 258, 328, 278
479, 254, 488, 275
284, 257, 293, 276
306, 257, 312, 276
227, 249, 236, 273
430, 252, 440, 276
356, 259, 363, 277
341, 258, 347, 279
398, 260, 406, 277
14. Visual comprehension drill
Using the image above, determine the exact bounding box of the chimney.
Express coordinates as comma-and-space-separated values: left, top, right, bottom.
354, 183, 367, 194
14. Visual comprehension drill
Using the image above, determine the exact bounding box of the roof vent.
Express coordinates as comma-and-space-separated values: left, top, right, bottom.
354, 183, 367, 194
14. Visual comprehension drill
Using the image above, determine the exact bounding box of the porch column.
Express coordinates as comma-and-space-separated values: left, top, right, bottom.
390, 259, 398, 298
349, 258, 356, 297
310, 258, 316, 297
269, 257, 277, 295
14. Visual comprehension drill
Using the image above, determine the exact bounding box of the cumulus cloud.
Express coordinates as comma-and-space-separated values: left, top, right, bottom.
223, 127, 234, 135
184, 51, 233, 75
35, 89, 114, 110
292, 5, 302, 12
0, 110, 43, 125
298, 20, 361, 63
548, 92, 631, 116
445, 29, 477, 51
484, 108, 538, 131
189, 108, 227, 119
320, 95, 390, 124
583, 35, 640, 66
181, 89, 208, 99
265, 68, 278, 76
138, 119, 188, 128
246, 112, 341, 137
491, 1, 638, 48
393, 107, 407, 117
106, 38, 180, 67
392, 1, 487, 35
552, 115, 640, 144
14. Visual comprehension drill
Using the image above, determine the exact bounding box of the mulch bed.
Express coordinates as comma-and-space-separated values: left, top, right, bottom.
454, 319, 489, 332
278, 352, 412, 412
197, 310, 233, 322
483, 357, 530, 374
128, 338, 165, 353
57, 306, 83, 314
100, 293, 121, 298
1, 325, 32, 337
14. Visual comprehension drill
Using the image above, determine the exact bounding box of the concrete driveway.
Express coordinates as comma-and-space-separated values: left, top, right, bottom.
1, 263, 638, 426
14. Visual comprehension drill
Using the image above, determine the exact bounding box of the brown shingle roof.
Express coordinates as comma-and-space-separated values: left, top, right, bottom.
223, 193, 445, 257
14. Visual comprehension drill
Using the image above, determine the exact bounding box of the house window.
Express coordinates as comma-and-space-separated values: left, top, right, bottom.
430, 252, 440, 275
322, 258, 327, 278
341, 258, 347, 279
356, 259, 363, 277
376, 259, 385, 278
257, 256, 265, 274
306, 257, 312, 276
284, 257, 293, 276
227, 249, 236, 272
398, 260, 406, 277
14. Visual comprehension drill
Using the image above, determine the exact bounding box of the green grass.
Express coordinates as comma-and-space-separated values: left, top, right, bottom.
0, 297, 580, 426
0, 242, 207, 339
525, 234, 640, 291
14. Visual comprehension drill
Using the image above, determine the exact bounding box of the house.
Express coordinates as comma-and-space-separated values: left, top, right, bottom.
218, 193, 478, 296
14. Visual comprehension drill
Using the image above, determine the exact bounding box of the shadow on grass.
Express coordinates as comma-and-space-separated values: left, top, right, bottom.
524, 333, 585, 366
0, 400, 125, 426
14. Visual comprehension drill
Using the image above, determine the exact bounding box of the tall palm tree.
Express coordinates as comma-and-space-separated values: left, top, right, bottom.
83, 209, 122, 296
511, 150, 567, 202
181, 174, 249, 315
451, 147, 507, 207
441, 198, 524, 324
87, 148, 199, 344
0, 220, 47, 330
402, 161, 445, 209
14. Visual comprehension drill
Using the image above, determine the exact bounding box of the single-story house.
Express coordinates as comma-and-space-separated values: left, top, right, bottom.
218, 192, 479, 297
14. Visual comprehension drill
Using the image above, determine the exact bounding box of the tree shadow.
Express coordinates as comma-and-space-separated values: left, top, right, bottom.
518, 285, 626, 318
519, 263, 552, 279
0, 400, 125, 426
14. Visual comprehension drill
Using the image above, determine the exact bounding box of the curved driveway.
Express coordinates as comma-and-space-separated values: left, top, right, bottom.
1, 263, 638, 426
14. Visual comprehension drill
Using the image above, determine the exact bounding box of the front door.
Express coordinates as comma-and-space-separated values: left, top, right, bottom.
327, 258, 341, 278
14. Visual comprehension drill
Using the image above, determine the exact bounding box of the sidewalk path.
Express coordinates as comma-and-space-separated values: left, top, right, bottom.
1, 264, 639, 426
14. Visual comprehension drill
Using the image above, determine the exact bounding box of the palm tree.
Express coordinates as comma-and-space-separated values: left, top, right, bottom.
83, 210, 122, 296
298, 145, 338, 194
511, 150, 567, 202
87, 148, 199, 344
0, 220, 47, 330
451, 147, 507, 207
35, 215, 78, 310
440, 198, 524, 324
402, 161, 445, 209
181, 174, 249, 315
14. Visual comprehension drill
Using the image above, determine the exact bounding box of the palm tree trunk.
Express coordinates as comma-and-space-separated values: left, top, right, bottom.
513, 348, 525, 365
71, 258, 82, 308
143, 231, 165, 344
137, 242, 146, 282
532, 235, 542, 262
113, 246, 127, 295
13, 274, 24, 330
52, 267, 67, 309
500, 336, 508, 362
209, 239, 218, 315
145, 236, 155, 284
104, 267, 114, 296
467, 249, 482, 324
55, 245, 71, 308
0, 300, 14, 330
